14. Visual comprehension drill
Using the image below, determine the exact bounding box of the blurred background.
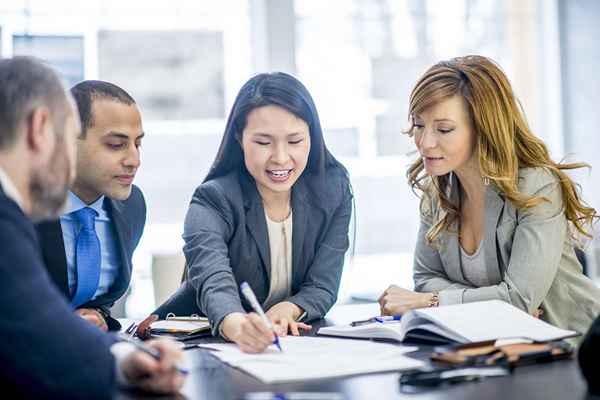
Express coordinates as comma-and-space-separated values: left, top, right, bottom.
1, 0, 599, 317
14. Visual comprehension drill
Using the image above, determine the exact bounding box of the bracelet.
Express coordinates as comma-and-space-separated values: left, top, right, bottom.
428, 292, 440, 308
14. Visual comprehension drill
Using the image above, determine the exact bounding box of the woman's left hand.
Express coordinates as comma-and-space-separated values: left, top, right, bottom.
266, 301, 312, 337
378, 285, 433, 315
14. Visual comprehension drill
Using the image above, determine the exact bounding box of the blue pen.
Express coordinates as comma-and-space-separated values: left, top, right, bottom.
375, 315, 402, 323
351, 315, 402, 326
240, 282, 283, 352
244, 392, 344, 400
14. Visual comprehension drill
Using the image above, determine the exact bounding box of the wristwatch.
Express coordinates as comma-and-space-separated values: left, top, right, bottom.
94, 307, 110, 322
428, 292, 440, 308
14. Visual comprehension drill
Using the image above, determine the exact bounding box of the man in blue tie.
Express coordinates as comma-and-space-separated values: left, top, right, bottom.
37, 80, 146, 331
0, 56, 185, 398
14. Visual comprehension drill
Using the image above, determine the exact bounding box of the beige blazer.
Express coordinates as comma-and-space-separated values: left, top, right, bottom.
414, 167, 600, 338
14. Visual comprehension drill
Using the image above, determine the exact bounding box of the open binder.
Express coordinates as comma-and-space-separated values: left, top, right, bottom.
143, 314, 211, 341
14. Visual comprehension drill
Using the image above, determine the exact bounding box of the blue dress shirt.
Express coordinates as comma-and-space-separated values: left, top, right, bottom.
60, 191, 120, 301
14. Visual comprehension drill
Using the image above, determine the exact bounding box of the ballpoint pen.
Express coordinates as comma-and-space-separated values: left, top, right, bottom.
240, 281, 283, 352
244, 392, 344, 400
350, 315, 401, 326
117, 333, 189, 374
375, 315, 402, 323
124, 321, 137, 336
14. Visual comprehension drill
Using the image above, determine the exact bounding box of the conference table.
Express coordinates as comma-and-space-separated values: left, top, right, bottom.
119, 303, 593, 400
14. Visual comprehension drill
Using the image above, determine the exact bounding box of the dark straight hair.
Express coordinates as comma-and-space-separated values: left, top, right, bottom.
204, 72, 347, 183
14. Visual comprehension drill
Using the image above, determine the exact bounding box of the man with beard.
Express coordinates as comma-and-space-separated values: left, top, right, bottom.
37, 80, 146, 331
0, 57, 185, 398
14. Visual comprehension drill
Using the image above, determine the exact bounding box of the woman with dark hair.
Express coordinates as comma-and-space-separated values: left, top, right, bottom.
154, 72, 352, 353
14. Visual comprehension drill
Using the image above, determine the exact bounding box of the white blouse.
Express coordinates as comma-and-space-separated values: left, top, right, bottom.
263, 210, 293, 310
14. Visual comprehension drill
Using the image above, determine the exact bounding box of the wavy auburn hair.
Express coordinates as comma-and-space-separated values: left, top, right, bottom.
406, 55, 597, 245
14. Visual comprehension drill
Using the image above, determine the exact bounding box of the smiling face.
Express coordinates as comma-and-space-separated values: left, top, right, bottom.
72, 99, 144, 204
241, 105, 311, 200
413, 95, 478, 177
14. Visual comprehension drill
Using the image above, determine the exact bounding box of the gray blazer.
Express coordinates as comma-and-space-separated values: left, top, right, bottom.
414, 167, 600, 338
158, 167, 352, 336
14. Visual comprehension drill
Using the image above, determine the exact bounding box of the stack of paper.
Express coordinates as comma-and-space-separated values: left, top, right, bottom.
200, 336, 423, 383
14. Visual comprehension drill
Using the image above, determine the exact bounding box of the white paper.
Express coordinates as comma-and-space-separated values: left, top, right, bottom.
150, 319, 210, 332
200, 336, 423, 383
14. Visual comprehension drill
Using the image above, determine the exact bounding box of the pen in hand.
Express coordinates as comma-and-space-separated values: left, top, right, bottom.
117, 333, 188, 375
240, 281, 283, 352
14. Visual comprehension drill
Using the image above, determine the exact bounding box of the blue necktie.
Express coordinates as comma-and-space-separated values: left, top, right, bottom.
71, 207, 101, 308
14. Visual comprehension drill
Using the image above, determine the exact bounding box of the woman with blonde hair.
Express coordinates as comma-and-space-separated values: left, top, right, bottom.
378, 55, 600, 336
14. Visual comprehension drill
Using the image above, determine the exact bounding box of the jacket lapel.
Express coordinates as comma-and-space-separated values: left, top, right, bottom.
483, 185, 504, 283
241, 173, 271, 282
99, 198, 131, 300
291, 179, 308, 293
36, 220, 71, 296
438, 174, 504, 285
438, 174, 466, 283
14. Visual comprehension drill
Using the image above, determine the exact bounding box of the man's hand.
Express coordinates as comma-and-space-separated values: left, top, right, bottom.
75, 308, 108, 331
377, 285, 433, 315
135, 314, 159, 339
120, 339, 186, 394
266, 301, 311, 337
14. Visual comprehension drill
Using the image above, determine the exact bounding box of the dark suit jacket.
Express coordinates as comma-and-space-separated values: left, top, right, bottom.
154, 167, 353, 336
35, 185, 146, 330
0, 187, 117, 399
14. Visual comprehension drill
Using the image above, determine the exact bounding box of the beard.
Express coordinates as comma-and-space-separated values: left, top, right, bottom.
29, 139, 72, 222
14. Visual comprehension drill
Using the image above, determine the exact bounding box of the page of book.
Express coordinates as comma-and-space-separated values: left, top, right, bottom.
318, 300, 578, 344
199, 336, 422, 383
318, 321, 405, 341
415, 300, 578, 342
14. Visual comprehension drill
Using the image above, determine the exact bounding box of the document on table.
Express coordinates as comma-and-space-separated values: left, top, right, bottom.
199, 336, 423, 383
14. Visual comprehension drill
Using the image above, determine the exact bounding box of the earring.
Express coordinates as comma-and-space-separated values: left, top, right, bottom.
483, 176, 490, 186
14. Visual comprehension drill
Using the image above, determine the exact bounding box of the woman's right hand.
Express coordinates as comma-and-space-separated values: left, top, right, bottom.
220, 312, 275, 353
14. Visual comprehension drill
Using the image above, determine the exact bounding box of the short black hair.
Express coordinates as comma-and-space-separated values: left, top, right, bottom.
70, 80, 136, 137
0, 56, 69, 150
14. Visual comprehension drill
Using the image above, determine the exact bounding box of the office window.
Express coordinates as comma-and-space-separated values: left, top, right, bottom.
12, 35, 84, 87
294, 0, 558, 299
98, 30, 225, 120
0, 1, 252, 316
296, 0, 507, 159
324, 127, 360, 158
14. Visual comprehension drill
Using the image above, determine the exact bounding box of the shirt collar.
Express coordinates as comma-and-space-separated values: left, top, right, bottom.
0, 166, 25, 211
64, 191, 105, 216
